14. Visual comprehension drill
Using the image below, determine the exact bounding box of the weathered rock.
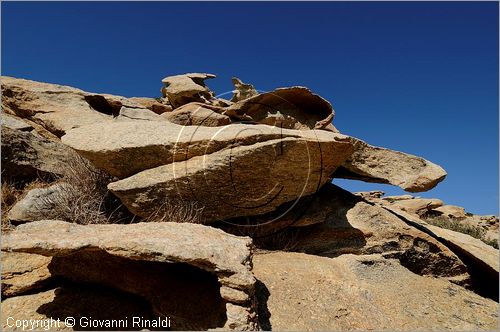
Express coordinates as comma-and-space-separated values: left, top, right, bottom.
254, 184, 470, 283
231, 77, 258, 102
161, 73, 216, 108
2, 220, 258, 330
254, 252, 498, 331
376, 203, 499, 300
7, 184, 66, 224
333, 139, 447, 192
108, 131, 354, 222
116, 106, 161, 121
61, 121, 351, 179
161, 102, 231, 126
224, 86, 336, 131
1, 252, 52, 298
1, 76, 145, 136
1, 113, 33, 131
382, 194, 414, 202
129, 97, 173, 114
1, 126, 79, 179
1, 285, 160, 331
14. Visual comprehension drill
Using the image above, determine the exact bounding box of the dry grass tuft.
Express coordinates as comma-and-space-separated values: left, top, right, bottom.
143, 199, 204, 224
45, 154, 133, 225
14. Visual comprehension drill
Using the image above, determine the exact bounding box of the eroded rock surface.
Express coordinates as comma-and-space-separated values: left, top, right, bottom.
224, 86, 336, 131
2, 220, 258, 330
333, 139, 447, 192
231, 77, 258, 102
107, 131, 354, 222
254, 252, 498, 331
1, 126, 79, 179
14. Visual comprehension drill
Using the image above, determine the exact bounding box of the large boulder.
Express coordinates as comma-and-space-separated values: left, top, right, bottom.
333, 138, 447, 192
107, 131, 354, 222
161, 73, 217, 108
1, 126, 79, 179
254, 252, 498, 331
224, 86, 336, 131
2, 220, 258, 330
61, 121, 352, 179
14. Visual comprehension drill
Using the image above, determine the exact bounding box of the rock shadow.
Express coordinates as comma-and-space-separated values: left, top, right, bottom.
47, 250, 228, 330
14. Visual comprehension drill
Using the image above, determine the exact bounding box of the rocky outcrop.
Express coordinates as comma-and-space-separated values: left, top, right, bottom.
254, 252, 498, 331
161, 102, 231, 126
2, 220, 258, 330
231, 77, 258, 102
224, 87, 336, 131
107, 131, 354, 222
161, 73, 217, 108
243, 184, 470, 284
61, 121, 352, 179
333, 139, 447, 192
1, 126, 79, 179
1, 252, 53, 298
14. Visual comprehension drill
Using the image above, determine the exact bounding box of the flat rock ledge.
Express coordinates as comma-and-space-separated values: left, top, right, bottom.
1, 220, 259, 330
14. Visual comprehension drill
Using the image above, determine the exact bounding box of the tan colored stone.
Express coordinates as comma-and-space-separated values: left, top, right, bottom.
2, 220, 258, 330
161, 102, 231, 126
116, 106, 161, 121
224, 86, 335, 131
390, 197, 444, 216
230, 77, 258, 102
107, 131, 354, 222
61, 121, 351, 179
333, 138, 447, 192
1, 252, 52, 297
253, 252, 498, 331
433, 205, 467, 219
1, 113, 33, 131
161, 73, 216, 108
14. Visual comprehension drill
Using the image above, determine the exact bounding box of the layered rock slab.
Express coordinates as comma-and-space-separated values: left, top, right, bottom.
1, 220, 258, 330
61, 121, 352, 179
107, 131, 354, 222
161, 73, 216, 108
254, 252, 498, 331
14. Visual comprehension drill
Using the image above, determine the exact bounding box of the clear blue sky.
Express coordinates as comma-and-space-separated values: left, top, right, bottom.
2, 2, 498, 215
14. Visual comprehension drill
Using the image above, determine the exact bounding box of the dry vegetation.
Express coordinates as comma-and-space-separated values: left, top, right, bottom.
425, 215, 499, 249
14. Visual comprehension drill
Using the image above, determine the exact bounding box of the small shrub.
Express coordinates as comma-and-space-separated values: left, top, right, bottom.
143, 199, 203, 224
